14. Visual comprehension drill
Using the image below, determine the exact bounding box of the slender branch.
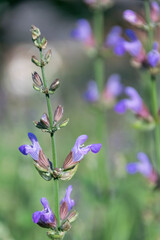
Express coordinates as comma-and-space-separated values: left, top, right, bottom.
39, 47, 60, 227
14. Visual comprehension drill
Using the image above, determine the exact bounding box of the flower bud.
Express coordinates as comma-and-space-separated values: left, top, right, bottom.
40, 37, 48, 49
47, 230, 65, 240
54, 105, 63, 123
59, 118, 69, 129
123, 10, 145, 27
49, 79, 60, 93
45, 49, 52, 63
40, 113, 50, 128
60, 201, 68, 220
60, 220, 71, 232
67, 210, 78, 223
60, 164, 78, 181
30, 25, 41, 40
32, 72, 43, 88
31, 56, 41, 67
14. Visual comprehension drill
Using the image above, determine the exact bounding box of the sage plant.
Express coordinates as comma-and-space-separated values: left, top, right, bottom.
106, 1, 160, 178
19, 25, 101, 239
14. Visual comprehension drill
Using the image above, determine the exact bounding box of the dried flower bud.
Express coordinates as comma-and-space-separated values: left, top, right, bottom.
31, 56, 41, 67
30, 25, 41, 40
54, 105, 63, 123
60, 201, 68, 220
45, 49, 52, 64
40, 113, 50, 128
49, 79, 60, 92
67, 210, 78, 223
60, 220, 71, 232
32, 72, 43, 87
59, 118, 69, 129
40, 37, 48, 49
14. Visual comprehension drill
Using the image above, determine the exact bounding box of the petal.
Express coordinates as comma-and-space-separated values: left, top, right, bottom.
41, 197, 50, 209
19, 145, 28, 155
84, 80, 99, 102
61, 185, 75, 211
73, 135, 88, 148
106, 26, 122, 47
147, 49, 160, 67
125, 87, 142, 113
32, 211, 41, 224
28, 132, 38, 143
126, 163, 138, 174
106, 74, 123, 97
71, 19, 92, 41
136, 152, 152, 176
114, 100, 127, 114
90, 143, 101, 153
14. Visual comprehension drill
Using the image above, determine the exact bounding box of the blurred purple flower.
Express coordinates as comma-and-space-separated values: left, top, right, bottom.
147, 42, 160, 67
19, 133, 41, 161
32, 197, 57, 228
114, 86, 142, 114
123, 29, 142, 57
151, 1, 160, 22
71, 19, 94, 46
72, 135, 101, 162
106, 27, 142, 57
127, 152, 152, 177
84, 80, 99, 102
123, 10, 145, 27
106, 26, 125, 56
103, 74, 123, 100
61, 185, 75, 211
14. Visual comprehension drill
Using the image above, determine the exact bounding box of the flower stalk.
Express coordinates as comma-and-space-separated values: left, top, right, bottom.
144, 1, 160, 172
38, 42, 60, 227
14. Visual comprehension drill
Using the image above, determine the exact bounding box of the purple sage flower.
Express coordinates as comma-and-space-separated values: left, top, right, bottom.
114, 86, 142, 114
123, 29, 142, 57
127, 152, 152, 177
123, 10, 145, 27
71, 19, 94, 46
32, 197, 56, 228
19, 132, 41, 161
151, 1, 160, 22
72, 135, 101, 162
103, 74, 123, 100
127, 153, 158, 183
147, 42, 160, 67
84, 80, 99, 102
106, 26, 125, 56
61, 185, 75, 211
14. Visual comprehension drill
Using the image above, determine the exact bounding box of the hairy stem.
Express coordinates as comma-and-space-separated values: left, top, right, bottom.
39, 48, 60, 227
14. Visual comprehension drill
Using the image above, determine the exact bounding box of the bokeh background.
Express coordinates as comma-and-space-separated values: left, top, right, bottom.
1, 0, 160, 239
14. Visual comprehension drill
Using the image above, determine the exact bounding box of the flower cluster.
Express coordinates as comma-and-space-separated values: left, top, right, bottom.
18, 25, 102, 240
33, 186, 77, 237
106, 1, 160, 72
19, 133, 101, 181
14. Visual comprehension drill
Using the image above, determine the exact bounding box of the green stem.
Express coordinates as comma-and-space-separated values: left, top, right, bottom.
144, 0, 153, 49
144, 1, 160, 172
93, 8, 112, 191
150, 76, 160, 171
39, 48, 60, 227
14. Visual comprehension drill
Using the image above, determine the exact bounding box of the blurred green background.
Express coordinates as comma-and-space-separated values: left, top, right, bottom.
1, 0, 160, 239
